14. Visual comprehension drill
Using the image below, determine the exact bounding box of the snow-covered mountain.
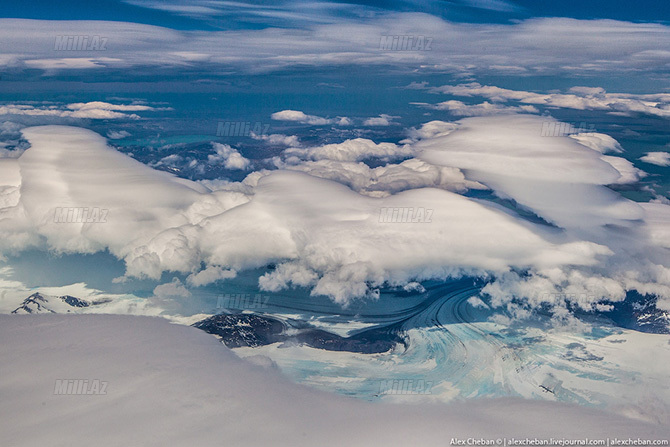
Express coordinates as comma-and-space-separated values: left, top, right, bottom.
11, 292, 109, 314
192, 312, 403, 353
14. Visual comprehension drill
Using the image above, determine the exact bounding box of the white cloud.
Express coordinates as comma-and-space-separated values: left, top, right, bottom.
271, 110, 350, 126
413, 100, 539, 116
417, 115, 643, 228
467, 295, 490, 309
106, 130, 131, 139
600, 155, 645, 184
419, 82, 670, 118
251, 132, 300, 147
186, 265, 237, 287
24, 57, 124, 70
1, 119, 669, 312
404, 120, 459, 142
640, 152, 670, 167
0, 121, 23, 135
153, 277, 191, 298
414, 115, 670, 311
569, 133, 623, 153
362, 114, 400, 126
208, 142, 251, 170
0, 101, 159, 120
2, 16, 670, 77
283, 138, 413, 162
273, 157, 481, 197
67, 102, 157, 112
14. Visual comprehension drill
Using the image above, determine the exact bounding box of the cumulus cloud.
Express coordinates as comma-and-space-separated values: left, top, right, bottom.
186, 265, 237, 287
404, 120, 459, 142
362, 114, 400, 126
251, 132, 300, 147
1, 119, 669, 313
640, 152, 670, 167
417, 83, 670, 118
106, 130, 132, 139
0, 121, 24, 136
282, 138, 413, 162
271, 110, 350, 126
412, 100, 539, 116
153, 277, 191, 299
208, 142, 251, 170
272, 157, 482, 197
414, 115, 670, 312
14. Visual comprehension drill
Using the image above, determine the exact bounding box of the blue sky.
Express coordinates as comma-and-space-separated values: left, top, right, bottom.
3, 0, 670, 28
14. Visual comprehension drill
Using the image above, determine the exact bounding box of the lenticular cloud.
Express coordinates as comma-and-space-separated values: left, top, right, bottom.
1, 116, 669, 312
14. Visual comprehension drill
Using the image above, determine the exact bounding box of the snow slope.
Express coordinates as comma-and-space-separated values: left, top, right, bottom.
0, 314, 667, 447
